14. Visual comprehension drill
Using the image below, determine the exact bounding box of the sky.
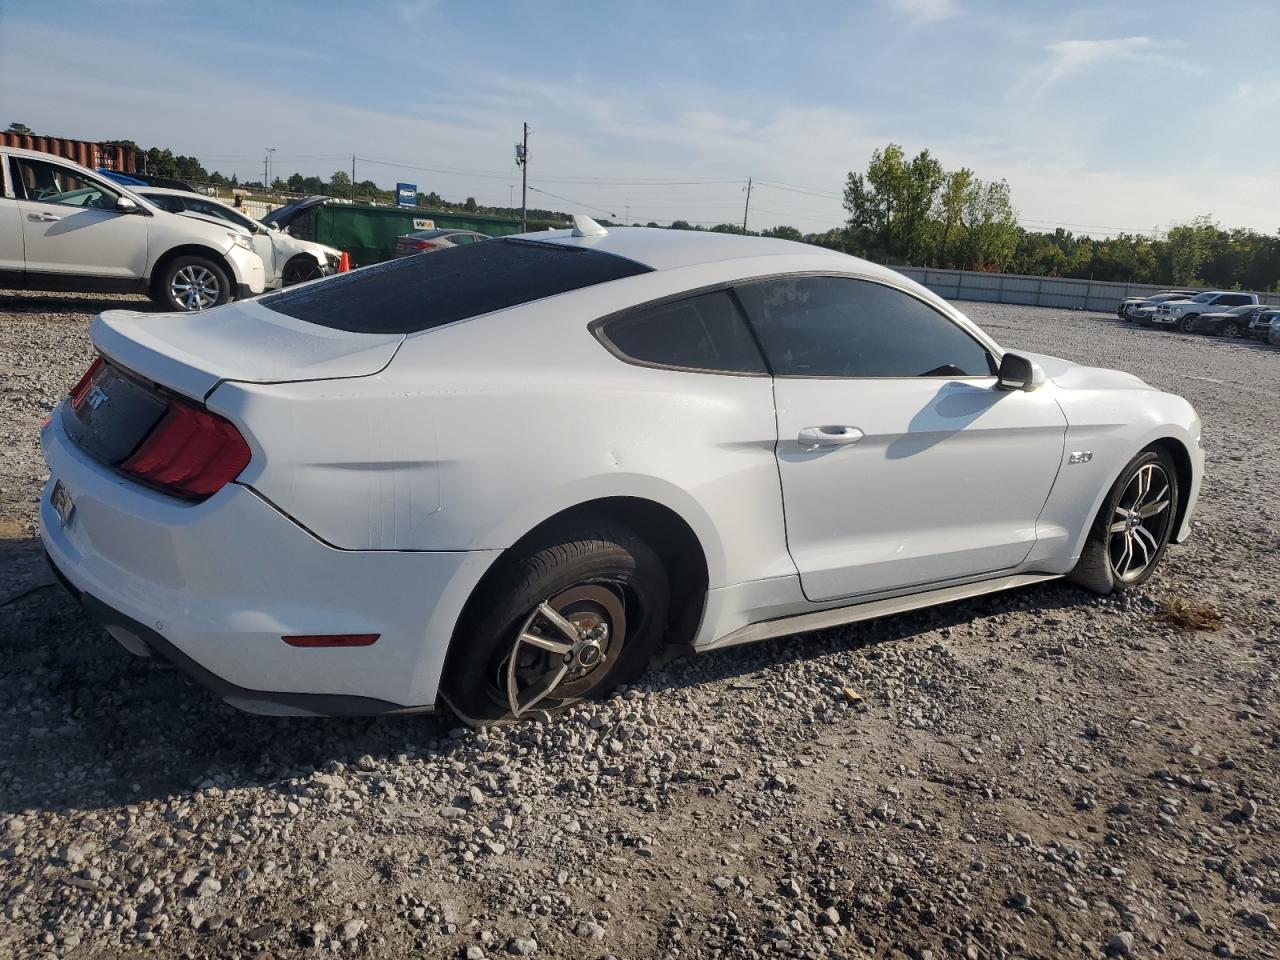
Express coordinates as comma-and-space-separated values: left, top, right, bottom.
0, 0, 1275, 237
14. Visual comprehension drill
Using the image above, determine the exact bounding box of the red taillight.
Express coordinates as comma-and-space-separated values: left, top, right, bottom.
282, 634, 380, 648
121, 400, 251, 500
69, 357, 105, 410
410, 241, 437, 251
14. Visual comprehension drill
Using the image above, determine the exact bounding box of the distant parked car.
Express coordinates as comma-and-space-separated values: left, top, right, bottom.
1187, 303, 1266, 338
1151, 291, 1258, 332
135, 187, 342, 289
0, 145, 264, 311
1247, 307, 1280, 340
393, 229, 491, 258
1117, 290, 1196, 322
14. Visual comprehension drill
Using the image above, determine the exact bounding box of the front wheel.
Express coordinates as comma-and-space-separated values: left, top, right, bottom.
154, 256, 231, 312
441, 524, 669, 725
1069, 447, 1179, 594
1179, 314, 1198, 333
281, 257, 324, 286
1225, 321, 1242, 338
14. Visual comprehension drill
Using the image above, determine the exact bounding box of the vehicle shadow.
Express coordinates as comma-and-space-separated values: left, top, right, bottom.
1110, 319, 1277, 350
0, 291, 154, 316
0, 531, 1108, 817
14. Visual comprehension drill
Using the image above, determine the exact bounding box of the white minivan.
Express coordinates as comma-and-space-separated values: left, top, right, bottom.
0, 146, 265, 311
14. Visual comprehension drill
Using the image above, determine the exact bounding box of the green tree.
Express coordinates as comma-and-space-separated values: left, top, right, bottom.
763, 225, 804, 241
1164, 216, 1217, 284
7, 122, 32, 135
464, 196, 478, 212
956, 178, 1018, 270
327, 170, 352, 197
843, 144, 944, 264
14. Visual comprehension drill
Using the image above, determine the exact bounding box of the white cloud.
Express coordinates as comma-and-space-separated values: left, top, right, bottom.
2, 19, 1275, 237
886, 0, 959, 24
1029, 36, 1201, 98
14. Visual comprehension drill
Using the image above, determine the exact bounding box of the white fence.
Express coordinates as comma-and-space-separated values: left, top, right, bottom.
891, 266, 1280, 312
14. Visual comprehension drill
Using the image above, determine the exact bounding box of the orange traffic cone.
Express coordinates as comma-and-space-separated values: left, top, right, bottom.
337, 251, 351, 273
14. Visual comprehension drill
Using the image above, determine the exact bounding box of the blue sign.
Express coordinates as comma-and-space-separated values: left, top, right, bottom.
396, 182, 417, 208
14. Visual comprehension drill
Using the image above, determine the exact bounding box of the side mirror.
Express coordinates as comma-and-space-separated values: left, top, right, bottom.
115, 196, 139, 214
996, 352, 1046, 392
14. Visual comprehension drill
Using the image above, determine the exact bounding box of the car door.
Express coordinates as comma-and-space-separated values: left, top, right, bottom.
735, 275, 1068, 602
12, 154, 148, 279
0, 156, 25, 275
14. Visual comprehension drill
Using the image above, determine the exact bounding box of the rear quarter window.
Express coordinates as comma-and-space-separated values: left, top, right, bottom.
593, 290, 766, 375
260, 239, 652, 334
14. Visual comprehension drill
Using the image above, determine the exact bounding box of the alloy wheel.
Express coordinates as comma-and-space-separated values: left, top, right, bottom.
499, 583, 626, 717
170, 265, 222, 310
1107, 462, 1173, 582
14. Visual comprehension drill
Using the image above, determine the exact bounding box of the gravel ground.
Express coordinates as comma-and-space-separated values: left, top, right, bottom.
1, 291, 1277, 960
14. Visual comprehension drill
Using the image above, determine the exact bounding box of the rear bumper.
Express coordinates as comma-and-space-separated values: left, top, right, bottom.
46, 552, 423, 716
40, 417, 499, 715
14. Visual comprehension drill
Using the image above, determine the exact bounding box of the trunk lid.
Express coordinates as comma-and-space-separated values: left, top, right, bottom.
90, 300, 404, 400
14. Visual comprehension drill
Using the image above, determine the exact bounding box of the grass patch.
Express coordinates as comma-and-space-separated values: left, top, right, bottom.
1154, 596, 1223, 632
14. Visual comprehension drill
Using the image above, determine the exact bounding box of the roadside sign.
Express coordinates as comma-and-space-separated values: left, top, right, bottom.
412, 218, 436, 230
396, 183, 417, 208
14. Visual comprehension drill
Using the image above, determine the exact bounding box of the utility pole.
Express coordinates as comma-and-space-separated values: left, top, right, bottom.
265, 147, 275, 189
626, 204, 631, 225
742, 177, 753, 235
263, 153, 269, 188
515, 123, 529, 232
351, 154, 356, 202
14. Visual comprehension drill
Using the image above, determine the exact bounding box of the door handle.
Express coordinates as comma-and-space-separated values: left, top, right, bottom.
797, 425, 865, 449
27, 212, 60, 222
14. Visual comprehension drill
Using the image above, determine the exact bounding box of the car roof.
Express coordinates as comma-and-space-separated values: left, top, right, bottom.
528, 225, 859, 274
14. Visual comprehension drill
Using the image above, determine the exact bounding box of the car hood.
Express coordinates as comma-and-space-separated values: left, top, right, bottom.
168, 209, 250, 235
90, 300, 404, 401
262, 195, 330, 229
1017, 351, 1153, 391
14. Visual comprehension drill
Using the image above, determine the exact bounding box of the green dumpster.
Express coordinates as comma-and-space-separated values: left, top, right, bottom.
276, 201, 565, 267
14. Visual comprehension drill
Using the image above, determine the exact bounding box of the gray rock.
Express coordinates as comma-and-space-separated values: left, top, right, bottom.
1106, 931, 1135, 956
507, 937, 538, 955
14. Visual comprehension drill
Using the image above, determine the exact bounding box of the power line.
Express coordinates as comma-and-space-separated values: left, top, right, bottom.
528, 185, 615, 218
755, 179, 844, 201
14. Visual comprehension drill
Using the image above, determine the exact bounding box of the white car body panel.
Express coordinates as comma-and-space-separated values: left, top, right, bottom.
134, 187, 340, 289
40, 227, 1205, 714
771, 375, 1067, 601
92, 304, 403, 401
16, 193, 151, 278
0, 146, 265, 297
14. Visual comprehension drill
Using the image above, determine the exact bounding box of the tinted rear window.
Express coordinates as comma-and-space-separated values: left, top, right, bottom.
596, 290, 766, 374
260, 238, 652, 334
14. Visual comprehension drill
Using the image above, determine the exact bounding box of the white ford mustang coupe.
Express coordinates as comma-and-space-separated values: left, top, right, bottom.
41, 219, 1203, 724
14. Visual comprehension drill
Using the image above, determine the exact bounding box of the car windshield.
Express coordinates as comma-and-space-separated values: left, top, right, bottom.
1190, 293, 1216, 302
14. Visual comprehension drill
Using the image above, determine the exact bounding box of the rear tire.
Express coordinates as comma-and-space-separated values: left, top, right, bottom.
1069, 447, 1179, 594
154, 255, 231, 312
441, 524, 669, 725
1179, 314, 1198, 333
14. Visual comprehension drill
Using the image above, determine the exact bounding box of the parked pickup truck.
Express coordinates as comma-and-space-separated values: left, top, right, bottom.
1117, 290, 1196, 322
1248, 307, 1280, 340
1151, 290, 1259, 332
